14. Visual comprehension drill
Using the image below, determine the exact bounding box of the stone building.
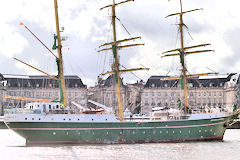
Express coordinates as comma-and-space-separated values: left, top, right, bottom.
0, 74, 7, 115
140, 74, 239, 114
90, 75, 128, 115
89, 75, 145, 114
2, 74, 87, 108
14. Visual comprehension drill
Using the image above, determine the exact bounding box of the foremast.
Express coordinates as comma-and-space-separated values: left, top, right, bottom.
99, 0, 148, 121
53, 0, 67, 107
3, 0, 67, 105
162, 0, 217, 112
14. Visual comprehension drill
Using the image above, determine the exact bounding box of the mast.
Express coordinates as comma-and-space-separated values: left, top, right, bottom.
111, 0, 124, 121
179, 0, 188, 112
99, 0, 148, 121
54, 0, 67, 107
162, 0, 216, 112
7, 0, 67, 105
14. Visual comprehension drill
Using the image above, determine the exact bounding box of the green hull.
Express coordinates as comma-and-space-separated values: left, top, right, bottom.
5, 114, 237, 145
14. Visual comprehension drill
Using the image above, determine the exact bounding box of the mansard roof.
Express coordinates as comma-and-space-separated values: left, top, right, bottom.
145, 73, 237, 88
3, 74, 86, 89
98, 75, 125, 88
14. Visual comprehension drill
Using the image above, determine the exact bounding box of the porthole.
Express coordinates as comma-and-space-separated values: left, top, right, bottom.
160, 131, 162, 134
179, 130, 181, 134
78, 118, 80, 121
92, 119, 94, 121
39, 118, 41, 120
105, 119, 108, 121
199, 130, 201, 133
66, 132, 69, 135
25, 118, 27, 120
172, 131, 174, 134
143, 131, 145, 134
53, 132, 56, 135
32, 118, 34, 120
63, 118, 66, 120
69, 119, 71, 121
166, 131, 168, 133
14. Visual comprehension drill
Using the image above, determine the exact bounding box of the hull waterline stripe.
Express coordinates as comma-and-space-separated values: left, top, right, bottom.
11, 121, 225, 131
26, 136, 224, 145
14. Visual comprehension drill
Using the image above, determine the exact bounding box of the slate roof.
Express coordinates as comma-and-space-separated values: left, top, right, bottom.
98, 75, 125, 88
3, 74, 86, 89
145, 74, 237, 88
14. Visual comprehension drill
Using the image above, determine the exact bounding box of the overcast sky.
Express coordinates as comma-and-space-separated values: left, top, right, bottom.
0, 0, 240, 86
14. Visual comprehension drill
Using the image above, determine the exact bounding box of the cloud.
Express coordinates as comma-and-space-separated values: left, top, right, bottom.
0, 24, 28, 58
1, 0, 240, 86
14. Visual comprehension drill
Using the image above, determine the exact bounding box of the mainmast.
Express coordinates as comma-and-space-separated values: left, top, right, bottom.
54, 0, 67, 107
179, 0, 189, 112
111, 0, 124, 121
162, 0, 217, 112
99, 0, 148, 121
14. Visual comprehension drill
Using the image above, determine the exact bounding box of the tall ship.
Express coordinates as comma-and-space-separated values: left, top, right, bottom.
3, 0, 239, 145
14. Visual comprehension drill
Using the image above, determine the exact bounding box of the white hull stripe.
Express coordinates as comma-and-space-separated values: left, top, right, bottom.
11, 121, 225, 131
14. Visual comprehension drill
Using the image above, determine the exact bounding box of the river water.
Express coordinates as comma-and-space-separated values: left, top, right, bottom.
0, 129, 239, 160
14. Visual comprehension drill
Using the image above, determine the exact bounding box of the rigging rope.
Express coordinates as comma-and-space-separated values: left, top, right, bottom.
116, 17, 132, 36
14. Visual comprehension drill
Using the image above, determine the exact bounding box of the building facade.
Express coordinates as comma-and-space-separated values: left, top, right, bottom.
90, 75, 128, 115
1, 73, 239, 116
0, 74, 7, 115
2, 74, 87, 108
140, 74, 239, 114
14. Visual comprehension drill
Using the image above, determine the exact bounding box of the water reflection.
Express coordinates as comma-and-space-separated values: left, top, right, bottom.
1, 129, 240, 160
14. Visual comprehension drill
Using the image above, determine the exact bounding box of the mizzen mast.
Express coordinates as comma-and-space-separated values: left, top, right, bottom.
162, 0, 217, 112
99, 0, 148, 121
